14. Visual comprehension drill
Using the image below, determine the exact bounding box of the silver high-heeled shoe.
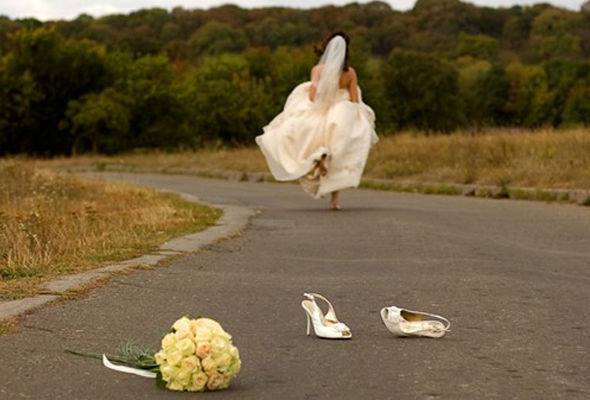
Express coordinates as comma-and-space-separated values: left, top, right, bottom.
381, 306, 450, 338
301, 293, 352, 339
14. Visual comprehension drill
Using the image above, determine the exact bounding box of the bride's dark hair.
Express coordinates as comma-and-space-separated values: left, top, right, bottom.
315, 31, 350, 71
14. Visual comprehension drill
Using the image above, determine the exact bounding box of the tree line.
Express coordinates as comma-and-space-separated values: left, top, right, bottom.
1, 0, 589, 155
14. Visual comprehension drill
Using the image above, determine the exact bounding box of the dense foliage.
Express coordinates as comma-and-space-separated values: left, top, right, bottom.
1, 0, 589, 155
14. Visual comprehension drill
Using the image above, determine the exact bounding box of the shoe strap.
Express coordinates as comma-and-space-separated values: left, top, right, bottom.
304, 293, 338, 322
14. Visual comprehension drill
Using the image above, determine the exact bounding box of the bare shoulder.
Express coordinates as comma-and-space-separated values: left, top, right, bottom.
344, 67, 358, 84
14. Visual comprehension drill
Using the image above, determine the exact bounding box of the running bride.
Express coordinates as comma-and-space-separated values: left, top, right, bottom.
255, 32, 379, 210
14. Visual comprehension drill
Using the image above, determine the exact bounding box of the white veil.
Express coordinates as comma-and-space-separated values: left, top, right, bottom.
313, 35, 347, 106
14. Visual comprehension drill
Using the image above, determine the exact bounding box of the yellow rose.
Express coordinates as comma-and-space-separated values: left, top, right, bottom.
174, 329, 193, 341
175, 338, 196, 357
187, 372, 208, 392
166, 350, 182, 366
206, 372, 225, 391
173, 316, 191, 333
176, 368, 192, 387
221, 374, 232, 390
154, 350, 166, 365
189, 319, 199, 335
228, 357, 241, 376
196, 318, 223, 332
161, 333, 176, 351
214, 353, 231, 372
194, 326, 213, 342
161, 365, 179, 382
201, 356, 217, 374
181, 355, 200, 373
196, 341, 211, 359
211, 336, 228, 354
167, 380, 184, 391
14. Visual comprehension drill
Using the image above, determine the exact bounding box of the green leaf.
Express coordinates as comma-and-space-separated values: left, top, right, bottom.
155, 371, 168, 390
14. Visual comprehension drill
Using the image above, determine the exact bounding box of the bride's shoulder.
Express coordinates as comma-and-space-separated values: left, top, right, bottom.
343, 67, 358, 84
345, 67, 357, 76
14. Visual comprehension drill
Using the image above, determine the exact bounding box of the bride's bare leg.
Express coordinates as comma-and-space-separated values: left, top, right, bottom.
317, 155, 328, 177
330, 191, 340, 210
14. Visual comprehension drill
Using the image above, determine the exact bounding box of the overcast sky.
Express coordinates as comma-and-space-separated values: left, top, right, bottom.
0, 1, 585, 21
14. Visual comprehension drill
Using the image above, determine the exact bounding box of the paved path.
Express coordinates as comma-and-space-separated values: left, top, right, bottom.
1, 173, 589, 400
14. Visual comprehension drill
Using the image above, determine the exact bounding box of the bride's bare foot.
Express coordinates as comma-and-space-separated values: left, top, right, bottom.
330, 192, 341, 210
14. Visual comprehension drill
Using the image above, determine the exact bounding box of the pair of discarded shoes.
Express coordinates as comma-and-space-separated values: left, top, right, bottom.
301, 293, 450, 340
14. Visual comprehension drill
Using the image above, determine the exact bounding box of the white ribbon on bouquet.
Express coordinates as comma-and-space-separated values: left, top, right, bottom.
102, 354, 157, 378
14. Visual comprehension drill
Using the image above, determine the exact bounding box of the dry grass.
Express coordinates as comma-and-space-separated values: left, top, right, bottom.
366, 129, 590, 189
37, 128, 590, 191
41, 147, 269, 176
0, 317, 20, 335
0, 160, 221, 299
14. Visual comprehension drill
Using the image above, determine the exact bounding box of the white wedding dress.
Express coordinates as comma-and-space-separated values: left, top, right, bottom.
255, 36, 378, 199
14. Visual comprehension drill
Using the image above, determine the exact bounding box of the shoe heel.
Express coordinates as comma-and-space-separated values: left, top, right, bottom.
306, 313, 311, 336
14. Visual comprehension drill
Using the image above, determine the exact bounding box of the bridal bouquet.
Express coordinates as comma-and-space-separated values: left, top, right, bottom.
73, 316, 241, 392
154, 316, 241, 391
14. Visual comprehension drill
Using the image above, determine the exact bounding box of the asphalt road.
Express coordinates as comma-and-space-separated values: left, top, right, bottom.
1, 173, 589, 400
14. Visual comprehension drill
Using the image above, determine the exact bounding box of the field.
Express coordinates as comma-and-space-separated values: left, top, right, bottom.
0, 161, 221, 299
38, 129, 590, 191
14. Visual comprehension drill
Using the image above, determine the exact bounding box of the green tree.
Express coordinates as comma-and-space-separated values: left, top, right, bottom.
542, 59, 590, 126
455, 33, 499, 60
65, 88, 131, 154
530, 8, 583, 60
504, 62, 547, 126
182, 54, 273, 144
0, 66, 41, 154
268, 46, 315, 102
113, 54, 191, 149
456, 56, 491, 126
1, 27, 110, 154
383, 49, 463, 132
471, 65, 510, 126
562, 81, 590, 125
187, 21, 248, 58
